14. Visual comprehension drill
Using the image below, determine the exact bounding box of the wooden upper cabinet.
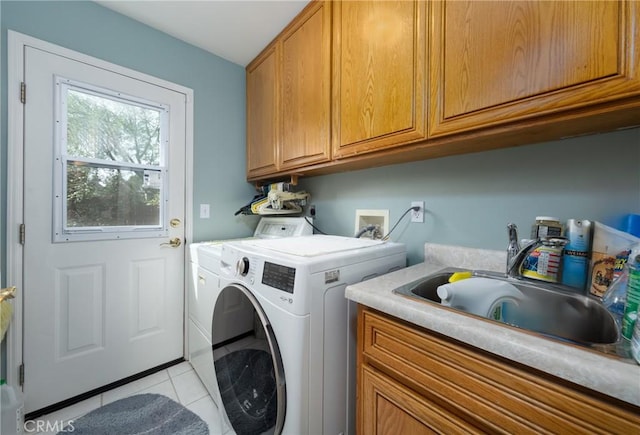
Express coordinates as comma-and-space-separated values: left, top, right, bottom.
332, 0, 428, 159
247, 0, 640, 181
280, 0, 332, 170
246, 0, 331, 179
429, 0, 640, 137
246, 45, 279, 178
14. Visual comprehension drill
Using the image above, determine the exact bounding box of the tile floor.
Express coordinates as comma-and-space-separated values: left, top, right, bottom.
28, 361, 224, 434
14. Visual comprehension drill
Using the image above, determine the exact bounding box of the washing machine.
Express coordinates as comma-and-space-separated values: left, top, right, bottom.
187, 217, 312, 401
211, 235, 406, 435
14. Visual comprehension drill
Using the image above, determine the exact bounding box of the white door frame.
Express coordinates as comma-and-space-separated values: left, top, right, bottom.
6, 30, 194, 389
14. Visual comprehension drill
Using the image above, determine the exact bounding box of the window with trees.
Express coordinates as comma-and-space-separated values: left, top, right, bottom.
53, 77, 169, 242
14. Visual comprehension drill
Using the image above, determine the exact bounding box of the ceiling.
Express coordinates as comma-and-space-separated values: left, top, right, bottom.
95, 0, 311, 66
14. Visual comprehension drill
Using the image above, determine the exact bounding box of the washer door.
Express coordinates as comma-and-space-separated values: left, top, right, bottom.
212, 284, 286, 435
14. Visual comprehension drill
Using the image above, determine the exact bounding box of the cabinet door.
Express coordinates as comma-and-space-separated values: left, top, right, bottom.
280, 1, 332, 170
359, 307, 640, 434
332, 0, 428, 158
246, 45, 279, 178
429, 0, 640, 137
360, 364, 480, 434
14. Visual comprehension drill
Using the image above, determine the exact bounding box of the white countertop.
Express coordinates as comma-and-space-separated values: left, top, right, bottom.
345, 243, 640, 407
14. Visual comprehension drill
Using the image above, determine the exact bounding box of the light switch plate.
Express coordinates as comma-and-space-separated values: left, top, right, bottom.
200, 203, 210, 219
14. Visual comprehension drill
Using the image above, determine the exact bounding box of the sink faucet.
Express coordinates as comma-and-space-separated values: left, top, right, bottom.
506, 223, 520, 271
506, 223, 568, 279
506, 223, 532, 278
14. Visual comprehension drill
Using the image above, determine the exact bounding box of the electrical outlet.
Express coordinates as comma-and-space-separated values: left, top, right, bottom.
411, 201, 424, 223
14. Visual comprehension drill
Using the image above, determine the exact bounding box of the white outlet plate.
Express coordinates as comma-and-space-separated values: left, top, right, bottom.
355, 209, 389, 239
200, 203, 210, 219
411, 201, 424, 223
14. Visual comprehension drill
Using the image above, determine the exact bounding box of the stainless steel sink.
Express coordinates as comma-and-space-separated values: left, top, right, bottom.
394, 267, 620, 349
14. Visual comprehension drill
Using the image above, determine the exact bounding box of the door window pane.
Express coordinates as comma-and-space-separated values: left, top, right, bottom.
54, 77, 169, 242
66, 88, 161, 165
66, 164, 161, 228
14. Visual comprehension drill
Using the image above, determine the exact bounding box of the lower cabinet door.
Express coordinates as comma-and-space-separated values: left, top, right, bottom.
359, 364, 480, 434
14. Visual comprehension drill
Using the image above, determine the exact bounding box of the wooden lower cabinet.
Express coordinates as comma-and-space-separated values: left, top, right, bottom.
361, 364, 479, 434
357, 306, 640, 434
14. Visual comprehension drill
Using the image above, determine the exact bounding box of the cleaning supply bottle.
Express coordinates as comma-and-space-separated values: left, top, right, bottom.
437, 277, 523, 320
1, 380, 24, 435
530, 216, 563, 239
561, 219, 592, 292
621, 244, 640, 340
521, 239, 566, 283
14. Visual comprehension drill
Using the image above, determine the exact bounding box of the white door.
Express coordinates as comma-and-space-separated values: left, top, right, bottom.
22, 45, 187, 413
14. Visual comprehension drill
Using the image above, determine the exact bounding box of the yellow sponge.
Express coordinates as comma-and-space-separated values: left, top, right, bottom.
448, 271, 473, 283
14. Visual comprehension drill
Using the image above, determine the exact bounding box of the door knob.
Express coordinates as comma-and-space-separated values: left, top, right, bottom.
160, 237, 182, 248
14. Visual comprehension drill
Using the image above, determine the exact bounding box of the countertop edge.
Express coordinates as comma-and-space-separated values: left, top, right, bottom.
346, 254, 640, 407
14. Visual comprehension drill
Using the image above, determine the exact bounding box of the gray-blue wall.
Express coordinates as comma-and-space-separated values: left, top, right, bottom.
2, 1, 639, 350
4, 1, 638, 268
300, 128, 640, 265
0, 0, 257, 378
1, 0, 258, 259
2, 3, 639, 271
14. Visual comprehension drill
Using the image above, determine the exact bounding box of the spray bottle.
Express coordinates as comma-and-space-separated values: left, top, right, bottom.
561, 219, 592, 292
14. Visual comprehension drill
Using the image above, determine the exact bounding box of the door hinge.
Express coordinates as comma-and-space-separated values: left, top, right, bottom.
19, 363, 25, 386
19, 224, 25, 245
20, 82, 26, 104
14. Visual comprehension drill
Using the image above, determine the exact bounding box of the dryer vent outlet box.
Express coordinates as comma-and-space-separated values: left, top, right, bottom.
355, 209, 389, 240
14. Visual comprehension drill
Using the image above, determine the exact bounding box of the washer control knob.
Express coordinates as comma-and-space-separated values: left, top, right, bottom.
237, 257, 250, 276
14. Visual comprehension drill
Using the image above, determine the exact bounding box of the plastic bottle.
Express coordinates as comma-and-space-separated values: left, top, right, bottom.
561, 219, 592, 291
631, 306, 640, 364
531, 216, 563, 239
521, 239, 566, 283
1, 380, 24, 435
621, 244, 640, 340
437, 277, 523, 319
602, 265, 628, 327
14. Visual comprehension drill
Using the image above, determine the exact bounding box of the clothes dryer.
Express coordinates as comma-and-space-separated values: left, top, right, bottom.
211, 235, 406, 435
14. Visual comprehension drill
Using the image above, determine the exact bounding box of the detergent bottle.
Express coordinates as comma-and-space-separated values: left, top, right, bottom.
1, 379, 24, 435
437, 277, 523, 320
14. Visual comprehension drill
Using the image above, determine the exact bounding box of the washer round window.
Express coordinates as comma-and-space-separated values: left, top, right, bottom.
212, 285, 286, 434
